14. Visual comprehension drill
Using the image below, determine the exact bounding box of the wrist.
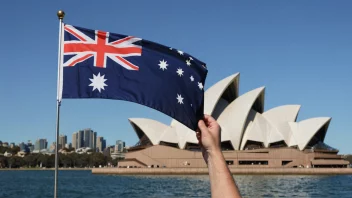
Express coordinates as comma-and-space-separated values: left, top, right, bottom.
207, 148, 223, 160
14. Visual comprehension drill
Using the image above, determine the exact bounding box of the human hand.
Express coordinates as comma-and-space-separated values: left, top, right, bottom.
196, 114, 221, 164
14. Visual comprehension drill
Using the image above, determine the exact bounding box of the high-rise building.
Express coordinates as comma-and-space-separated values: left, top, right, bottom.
102, 139, 106, 152
77, 130, 84, 149
65, 143, 72, 149
116, 140, 125, 152
49, 142, 56, 152
27, 141, 33, 153
10, 143, 15, 148
2, 142, 9, 147
59, 135, 67, 149
83, 129, 92, 148
92, 132, 97, 150
34, 139, 47, 151
96, 136, 103, 152
73, 129, 97, 149
19, 142, 27, 152
29, 145, 34, 152
72, 132, 78, 149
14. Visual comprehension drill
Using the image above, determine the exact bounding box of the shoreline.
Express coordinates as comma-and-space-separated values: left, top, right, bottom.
92, 167, 352, 175
0, 168, 92, 171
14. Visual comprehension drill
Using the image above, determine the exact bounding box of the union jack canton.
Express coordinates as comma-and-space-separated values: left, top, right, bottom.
61, 24, 208, 130
63, 25, 141, 70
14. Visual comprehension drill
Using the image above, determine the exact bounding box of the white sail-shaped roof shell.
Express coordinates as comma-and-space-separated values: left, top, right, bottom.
128, 118, 168, 145
262, 105, 301, 146
288, 117, 331, 150
217, 87, 265, 150
204, 73, 239, 116
240, 110, 283, 150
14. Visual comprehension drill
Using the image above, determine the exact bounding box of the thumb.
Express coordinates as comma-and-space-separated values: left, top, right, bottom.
198, 120, 209, 135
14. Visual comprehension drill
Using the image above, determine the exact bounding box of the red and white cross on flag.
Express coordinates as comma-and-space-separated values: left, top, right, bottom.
63, 25, 142, 70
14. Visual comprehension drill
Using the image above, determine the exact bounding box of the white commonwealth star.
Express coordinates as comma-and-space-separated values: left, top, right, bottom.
177, 50, 184, 55
176, 68, 184, 77
89, 72, 108, 93
158, 59, 168, 71
177, 94, 184, 104
190, 75, 194, 82
169, 47, 173, 50
198, 82, 203, 90
186, 59, 191, 66
189, 57, 193, 61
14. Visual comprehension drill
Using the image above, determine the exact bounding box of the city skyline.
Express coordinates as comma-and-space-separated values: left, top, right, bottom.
0, 1, 351, 154
0, 132, 125, 150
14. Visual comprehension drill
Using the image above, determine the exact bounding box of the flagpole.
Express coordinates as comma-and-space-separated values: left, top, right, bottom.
55, 10, 65, 198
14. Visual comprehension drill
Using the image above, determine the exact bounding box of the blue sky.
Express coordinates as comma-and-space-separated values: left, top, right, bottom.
0, 1, 351, 153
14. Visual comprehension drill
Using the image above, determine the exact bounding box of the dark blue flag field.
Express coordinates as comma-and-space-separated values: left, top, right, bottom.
60, 24, 207, 130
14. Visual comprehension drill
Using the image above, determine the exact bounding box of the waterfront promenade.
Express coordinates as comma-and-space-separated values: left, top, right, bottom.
92, 167, 352, 175
0, 168, 91, 171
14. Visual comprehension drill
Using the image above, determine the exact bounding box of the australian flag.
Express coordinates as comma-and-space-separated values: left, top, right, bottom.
59, 24, 208, 130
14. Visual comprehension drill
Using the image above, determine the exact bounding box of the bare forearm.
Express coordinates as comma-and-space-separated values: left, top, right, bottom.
207, 150, 241, 198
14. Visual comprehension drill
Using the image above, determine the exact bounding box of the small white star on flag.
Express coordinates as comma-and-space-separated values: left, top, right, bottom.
189, 57, 193, 61
186, 60, 191, 66
177, 50, 184, 55
89, 72, 108, 93
158, 59, 168, 71
176, 68, 184, 77
190, 76, 194, 82
177, 94, 184, 104
198, 82, 203, 90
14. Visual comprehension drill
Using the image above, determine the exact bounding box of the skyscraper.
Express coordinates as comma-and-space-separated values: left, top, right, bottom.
102, 139, 106, 152
96, 136, 103, 152
83, 129, 92, 148
92, 132, 97, 150
116, 140, 125, 153
10, 143, 15, 148
49, 142, 56, 152
19, 142, 26, 152
73, 129, 97, 149
72, 132, 78, 149
77, 130, 84, 149
96, 136, 107, 152
59, 135, 67, 149
29, 145, 34, 152
34, 139, 47, 151
65, 143, 72, 149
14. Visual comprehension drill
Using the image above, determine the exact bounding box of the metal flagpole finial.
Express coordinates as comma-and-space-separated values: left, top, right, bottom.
57, 10, 65, 20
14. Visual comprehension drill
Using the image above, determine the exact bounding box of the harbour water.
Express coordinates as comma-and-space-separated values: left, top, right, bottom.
0, 170, 351, 198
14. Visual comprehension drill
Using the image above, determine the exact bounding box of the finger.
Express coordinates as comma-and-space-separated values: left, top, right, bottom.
198, 120, 208, 134
196, 132, 201, 140
204, 114, 216, 123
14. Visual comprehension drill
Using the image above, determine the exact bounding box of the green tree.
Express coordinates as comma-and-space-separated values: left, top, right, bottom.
37, 154, 48, 167
11, 146, 20, 154
89, 152, 106, 167
69, 153, 79, 167
0, 146, 11, 154
7, 156, 25, 168
60, 154, 72, 168
0, 156, 8, 168
23, 154, 37, 168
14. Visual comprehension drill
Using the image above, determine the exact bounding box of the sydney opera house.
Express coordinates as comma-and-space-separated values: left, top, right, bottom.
119, 73, 349, 169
